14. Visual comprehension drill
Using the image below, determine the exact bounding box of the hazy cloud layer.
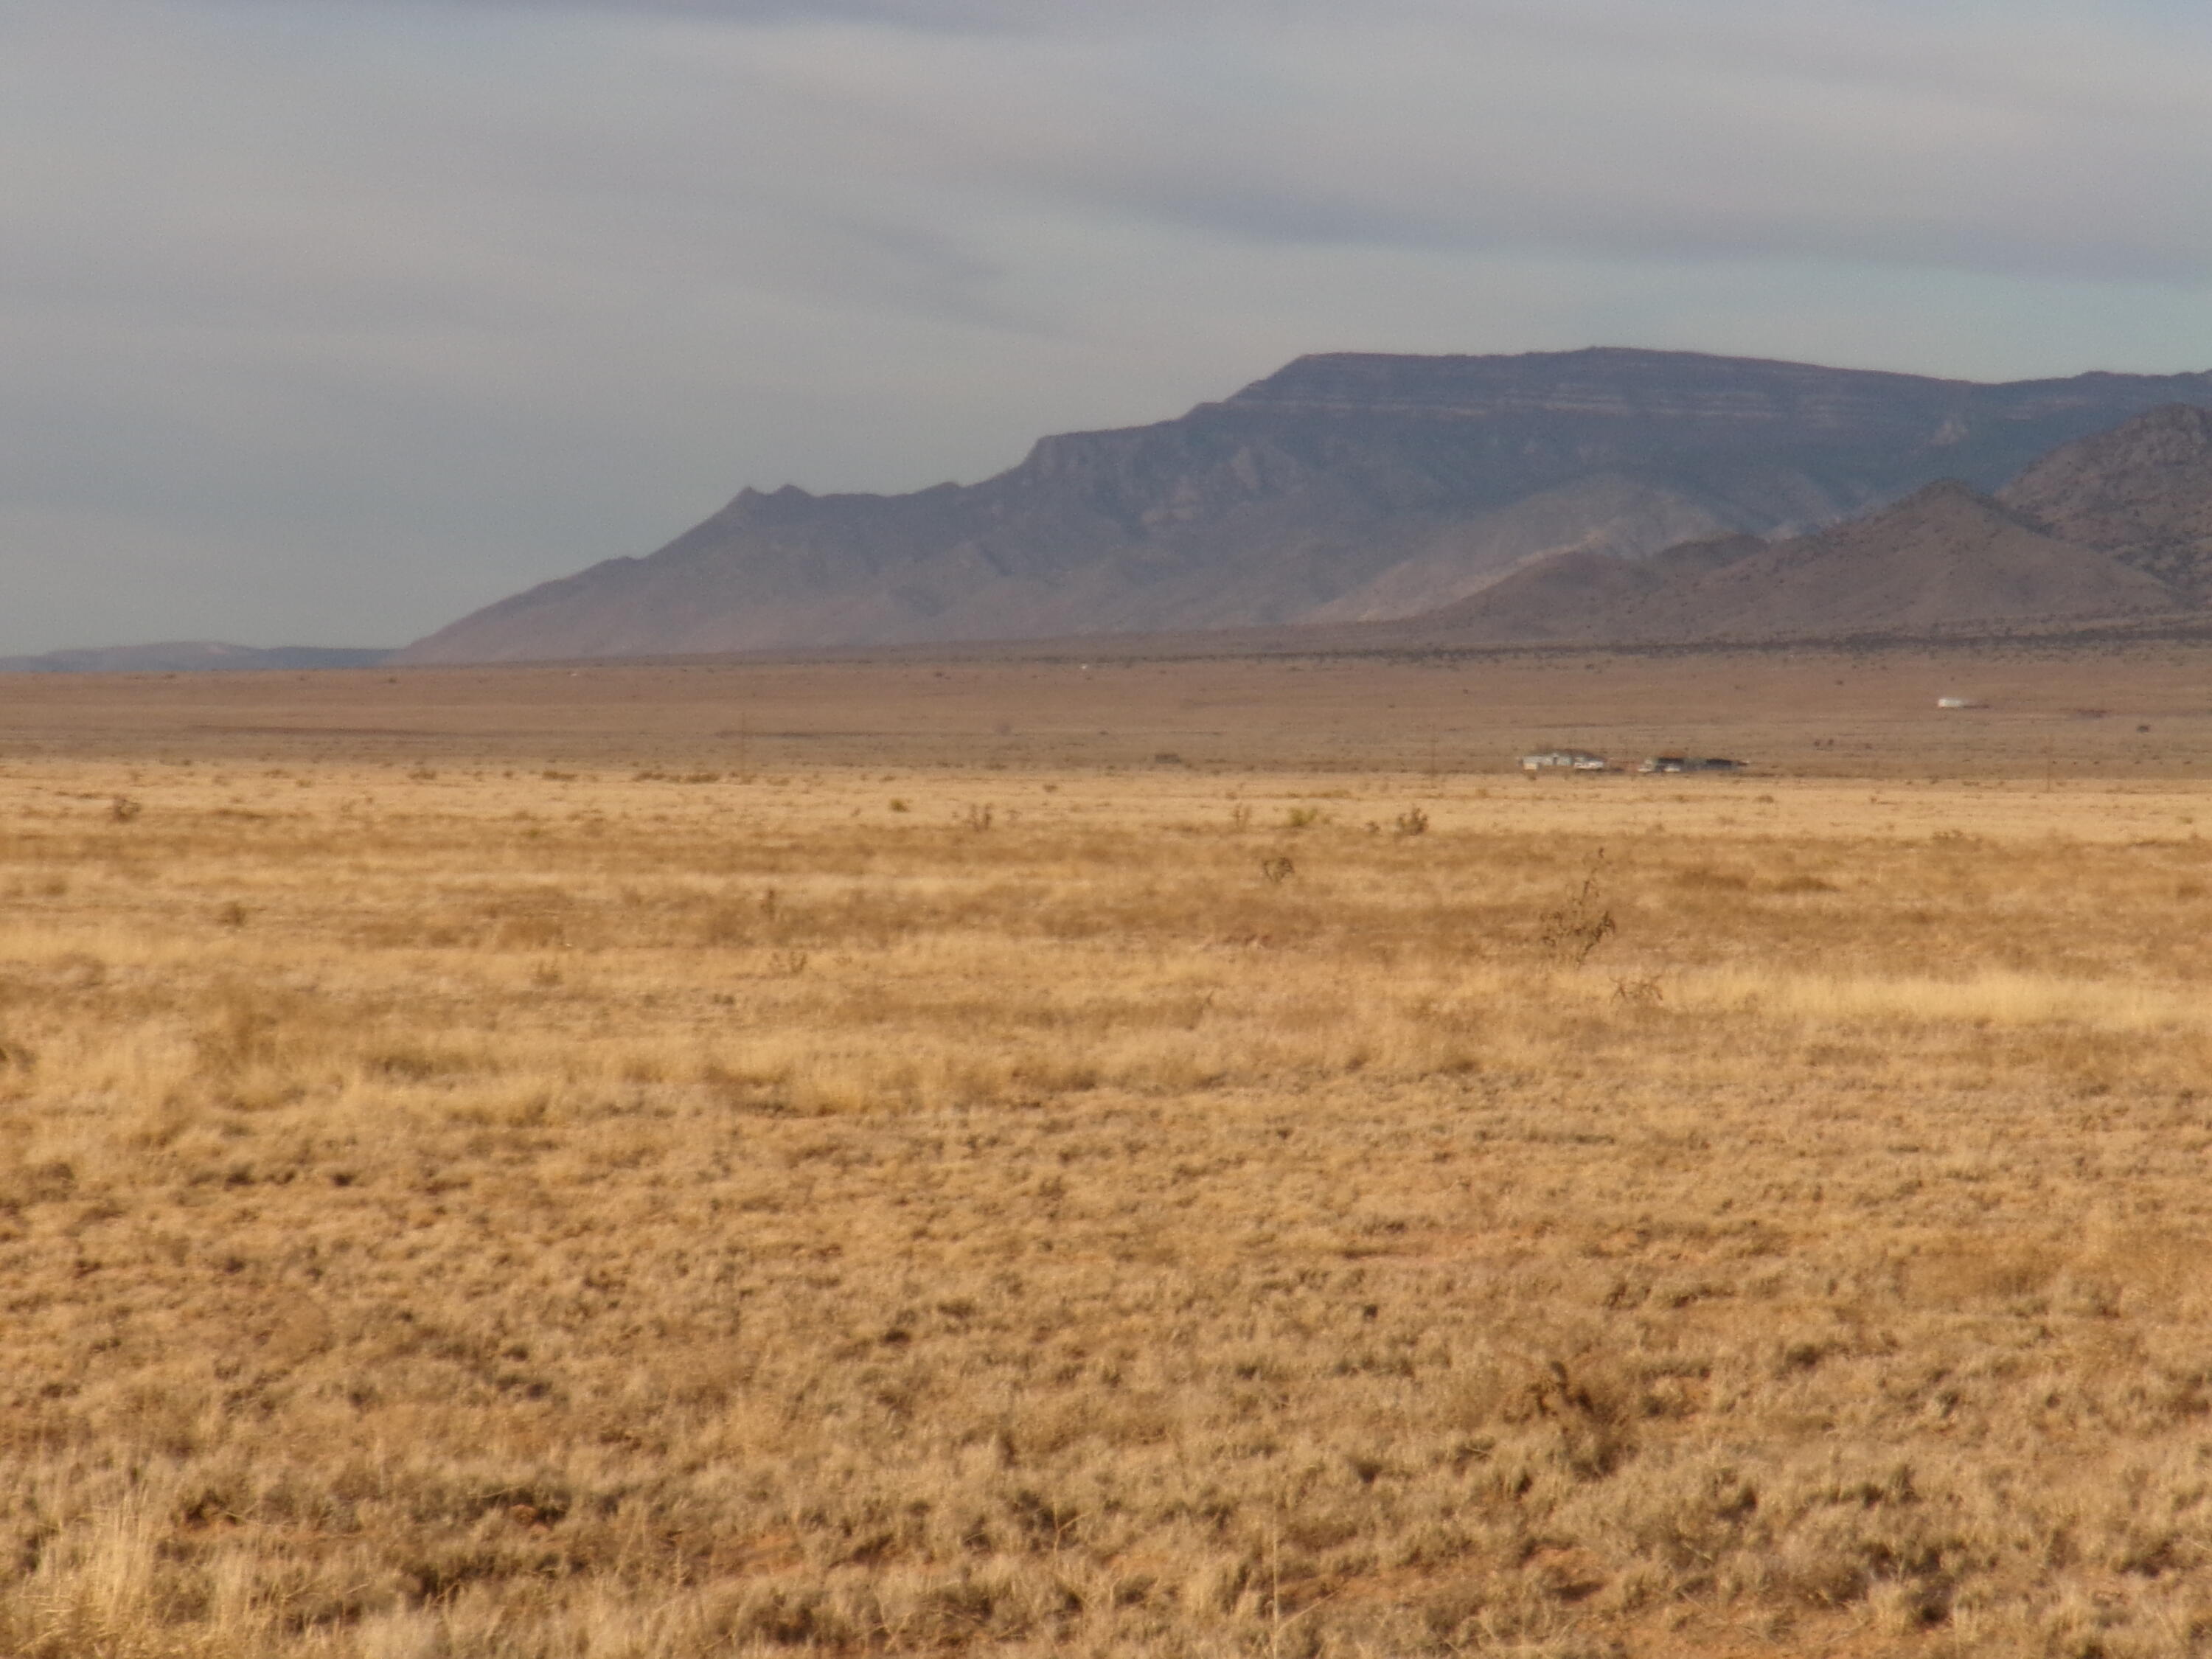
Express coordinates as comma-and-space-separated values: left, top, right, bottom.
3, 0, 2209, 650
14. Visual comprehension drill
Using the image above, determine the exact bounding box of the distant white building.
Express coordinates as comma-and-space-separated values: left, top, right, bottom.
1522, 749, 1609, 773
1935, 696, 1981, 709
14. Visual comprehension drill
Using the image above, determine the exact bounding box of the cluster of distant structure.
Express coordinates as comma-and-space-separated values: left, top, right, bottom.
1520, 748, 1746, 776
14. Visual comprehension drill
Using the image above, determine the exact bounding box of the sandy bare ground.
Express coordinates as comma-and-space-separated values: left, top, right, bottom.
2, 636, 2209, 777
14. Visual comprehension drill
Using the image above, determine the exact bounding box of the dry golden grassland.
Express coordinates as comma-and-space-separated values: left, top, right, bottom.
4, 653, 2212, 1657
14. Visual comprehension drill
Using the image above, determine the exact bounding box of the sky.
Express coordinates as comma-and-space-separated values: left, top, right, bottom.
4, 0, 2211, 652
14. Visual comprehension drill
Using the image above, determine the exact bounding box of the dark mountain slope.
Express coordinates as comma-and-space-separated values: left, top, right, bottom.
1998, 404, 2212, 602
1390, 482, 2183, 648
400, 349, 2212, 663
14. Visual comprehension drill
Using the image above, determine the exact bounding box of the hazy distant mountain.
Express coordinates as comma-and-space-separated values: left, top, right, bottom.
398, 349, 2212, 663
0, 641, 392, 673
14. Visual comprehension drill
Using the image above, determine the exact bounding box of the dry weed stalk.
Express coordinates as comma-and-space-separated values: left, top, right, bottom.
1537, 848, 1617, 966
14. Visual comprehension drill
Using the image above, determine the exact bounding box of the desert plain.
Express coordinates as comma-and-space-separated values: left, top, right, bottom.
5, 640, 2212, 1657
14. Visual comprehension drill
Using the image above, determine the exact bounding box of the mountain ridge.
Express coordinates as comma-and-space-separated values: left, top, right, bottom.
400, 349, 2212, 664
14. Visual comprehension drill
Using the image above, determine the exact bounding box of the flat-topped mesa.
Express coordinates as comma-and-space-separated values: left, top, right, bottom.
1222, 347, 1975, 428
397, 349, 2212, 664
1226, 349, 2212, 451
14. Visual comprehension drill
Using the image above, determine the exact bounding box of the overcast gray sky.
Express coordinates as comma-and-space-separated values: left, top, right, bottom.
4, 0, 2211, 651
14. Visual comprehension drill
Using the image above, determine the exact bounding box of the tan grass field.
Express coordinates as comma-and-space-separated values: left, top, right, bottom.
5, 646, 2212, 1657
